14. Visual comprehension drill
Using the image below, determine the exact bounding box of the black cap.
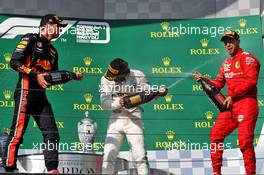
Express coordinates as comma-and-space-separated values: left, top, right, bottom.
40, 14, 68, 27
107, 58, 130, 77
104, 58, 130, 82
221, 30, 239, 42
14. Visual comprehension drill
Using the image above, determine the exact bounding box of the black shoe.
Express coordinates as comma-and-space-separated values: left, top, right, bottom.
5, 167, 19, 172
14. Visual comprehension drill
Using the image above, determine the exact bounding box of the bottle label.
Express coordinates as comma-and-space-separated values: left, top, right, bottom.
215, 93, 226, 104
51, 72, 62, 82
130, 95, 142, 105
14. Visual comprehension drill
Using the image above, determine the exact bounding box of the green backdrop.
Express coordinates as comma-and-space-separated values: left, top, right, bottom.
0, 15, 263, 152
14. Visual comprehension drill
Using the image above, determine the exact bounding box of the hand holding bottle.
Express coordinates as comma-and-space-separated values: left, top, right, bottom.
37, 73, 50, 88
74, 72, 83, 80
194, 73, 227, 112
193, 71, 204, 82
158, 87, 168, 96
119, 94, 127, 107
224, 96, 233, 108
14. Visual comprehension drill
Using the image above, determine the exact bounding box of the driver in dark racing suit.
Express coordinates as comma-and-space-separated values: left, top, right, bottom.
3, 14, 82, 173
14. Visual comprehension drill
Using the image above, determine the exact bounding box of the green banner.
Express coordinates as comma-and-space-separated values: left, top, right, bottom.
0, 15, 263, 152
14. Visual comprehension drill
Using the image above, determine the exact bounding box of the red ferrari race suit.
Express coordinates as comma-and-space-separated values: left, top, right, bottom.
208, 48, 260, 175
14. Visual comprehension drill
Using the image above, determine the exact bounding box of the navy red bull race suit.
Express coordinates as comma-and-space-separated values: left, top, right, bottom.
3, 33, 60, 172
208, 48, 260, 175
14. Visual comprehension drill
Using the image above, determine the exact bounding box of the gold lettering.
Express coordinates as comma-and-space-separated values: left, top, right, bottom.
155, 142, 162, 148
190, 48, 220, 55
252, 28, 258, 34
157, 32, 162, 37
0, 101, 15, 108
236, 28, 258, 35
72, 67, 103, 74
33, 121, 64, 128
192, 85, 203, 91
0, 63, 11, 70
190, 49, 196, 55
150, 32, 180, 38
194, 121, 214, 128
47, 85, 64, 91
56, 121, 64, 129
150, 32, 156, 38
153, 103, 184, 110
152, 67, 182, 74
258, 100, 264, 106
155, 141, 179, 149
73, 104, 103, 111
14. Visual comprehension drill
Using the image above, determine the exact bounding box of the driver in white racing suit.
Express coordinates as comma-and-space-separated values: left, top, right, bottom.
100, 58, 167, 174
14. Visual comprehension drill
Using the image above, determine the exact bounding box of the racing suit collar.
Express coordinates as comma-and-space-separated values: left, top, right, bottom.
39, 33, 51, 44
231, 48, 243, 59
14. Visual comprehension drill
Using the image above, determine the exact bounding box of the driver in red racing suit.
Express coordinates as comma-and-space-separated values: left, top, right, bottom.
194, 30, 260, 175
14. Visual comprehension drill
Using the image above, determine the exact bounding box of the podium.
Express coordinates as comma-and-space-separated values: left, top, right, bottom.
118, 168, 174, 175
16, 152, 128, 174
1, 152, 174, 174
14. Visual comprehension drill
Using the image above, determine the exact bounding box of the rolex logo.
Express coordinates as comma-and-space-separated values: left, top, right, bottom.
162, 57, 171, 66
83, 57, 92, 66
166, 130, 175, 140
160, 22, 170, 32
239, 19, 247, 28
3, 90, 12, 100
205, 111, 214, 120
164, 94, 173, 103
84, 93, 93, 103
200, 39, 209, 48
4, 53, 11, 62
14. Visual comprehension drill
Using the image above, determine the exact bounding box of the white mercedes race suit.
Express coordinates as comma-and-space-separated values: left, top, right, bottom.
100, 69, 149, 175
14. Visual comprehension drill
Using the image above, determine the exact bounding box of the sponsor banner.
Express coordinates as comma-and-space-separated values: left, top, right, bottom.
0, 14, 263, 151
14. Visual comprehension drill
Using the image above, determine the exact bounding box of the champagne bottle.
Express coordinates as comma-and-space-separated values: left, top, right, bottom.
124, 88, 167, 109
199, 78, 227, 112
44, 70, 77, 85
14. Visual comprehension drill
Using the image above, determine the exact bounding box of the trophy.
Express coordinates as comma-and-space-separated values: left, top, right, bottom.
77, 111, 97, 150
